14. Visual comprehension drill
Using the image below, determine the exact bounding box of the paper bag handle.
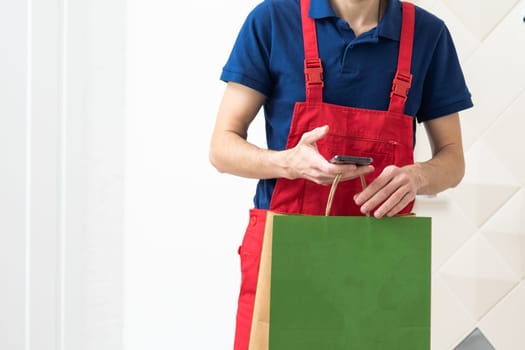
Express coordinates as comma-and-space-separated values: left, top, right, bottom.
325, 174, 369, 217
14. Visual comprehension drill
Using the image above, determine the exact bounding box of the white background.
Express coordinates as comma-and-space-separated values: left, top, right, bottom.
1, 0, 126, 349
125, 0, 265, 349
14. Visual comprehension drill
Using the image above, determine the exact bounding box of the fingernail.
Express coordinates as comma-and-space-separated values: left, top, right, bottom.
374, 209, 385, 218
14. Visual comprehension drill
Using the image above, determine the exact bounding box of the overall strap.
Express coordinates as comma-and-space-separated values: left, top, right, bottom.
301, 0, 323, 104
388, 2, 415, 114
301, 0, 415, 109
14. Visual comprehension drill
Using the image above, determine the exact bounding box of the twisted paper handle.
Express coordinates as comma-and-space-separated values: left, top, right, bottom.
325, 174, 369, 217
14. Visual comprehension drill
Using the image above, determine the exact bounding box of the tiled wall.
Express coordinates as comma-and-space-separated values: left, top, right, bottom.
412, 0, 525, 349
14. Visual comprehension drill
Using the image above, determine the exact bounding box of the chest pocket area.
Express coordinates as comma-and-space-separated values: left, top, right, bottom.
303, 134, 397, 216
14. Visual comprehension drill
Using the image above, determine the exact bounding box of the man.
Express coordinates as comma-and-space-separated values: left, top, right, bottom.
210, 0, 472, 348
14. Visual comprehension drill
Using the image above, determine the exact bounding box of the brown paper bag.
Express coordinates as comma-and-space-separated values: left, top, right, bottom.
248, 211, 279, 350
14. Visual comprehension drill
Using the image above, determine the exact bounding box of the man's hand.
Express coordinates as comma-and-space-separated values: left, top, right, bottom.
354, 113, 465, 218
354, 164, 422, 218
282, 125, 374, 185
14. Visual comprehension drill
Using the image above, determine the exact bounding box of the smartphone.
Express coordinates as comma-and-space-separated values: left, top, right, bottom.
330, 155, 373, 165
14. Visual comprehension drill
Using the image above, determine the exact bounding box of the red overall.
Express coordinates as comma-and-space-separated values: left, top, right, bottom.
234, 1, 416, 349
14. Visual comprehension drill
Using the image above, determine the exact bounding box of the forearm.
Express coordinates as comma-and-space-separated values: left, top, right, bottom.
209, 130, 287, 179
210, 124, 375, 186
354, 113, 465, 217
408, 142, 465, 195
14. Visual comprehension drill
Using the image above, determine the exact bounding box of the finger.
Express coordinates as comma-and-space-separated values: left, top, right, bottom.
313, 165, 374, 186
338, 165, 375, 181
377, 190, 415, 218
386, 193, 414, 217
302, 166, 334, 185
318, 163, 374, 186
353, 165, 375, 178
324, 163, 357, 176
305, 173, 336, 186
360, 179, 400, 214
354, 167, 395, 205
299, 125, 329, 145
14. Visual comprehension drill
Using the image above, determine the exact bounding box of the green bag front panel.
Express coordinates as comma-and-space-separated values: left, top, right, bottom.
269, 216, 431, 350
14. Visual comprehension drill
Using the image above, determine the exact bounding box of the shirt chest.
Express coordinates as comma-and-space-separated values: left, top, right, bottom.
269, 18, 411, 112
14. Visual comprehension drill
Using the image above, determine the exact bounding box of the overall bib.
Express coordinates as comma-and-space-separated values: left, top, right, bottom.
234, 1, 416, 348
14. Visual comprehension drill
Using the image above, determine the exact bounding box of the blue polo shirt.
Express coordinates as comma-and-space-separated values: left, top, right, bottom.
220, 0, 473, 209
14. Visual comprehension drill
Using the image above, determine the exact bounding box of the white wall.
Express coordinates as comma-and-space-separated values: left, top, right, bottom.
124, 1, 264, 348
0, 0, 126, 349
62, 1, 126, 349
0, 1, 31, 346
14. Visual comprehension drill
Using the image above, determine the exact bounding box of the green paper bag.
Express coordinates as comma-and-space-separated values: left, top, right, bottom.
269, 215, 431, 350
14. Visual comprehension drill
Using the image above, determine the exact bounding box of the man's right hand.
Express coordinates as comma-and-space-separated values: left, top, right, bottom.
280, 125, 374, 186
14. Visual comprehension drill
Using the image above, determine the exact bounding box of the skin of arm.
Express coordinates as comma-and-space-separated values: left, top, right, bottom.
209, 82, 374, 185
210, 83, 465, 217
354, 112, 465, 218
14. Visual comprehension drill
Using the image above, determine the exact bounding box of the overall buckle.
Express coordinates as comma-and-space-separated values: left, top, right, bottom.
390, 70, 412, 100
304, 58, 324, 87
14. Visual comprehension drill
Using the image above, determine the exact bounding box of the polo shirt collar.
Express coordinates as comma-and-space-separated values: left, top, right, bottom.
378, 0, 402, 41
309, 0, 403, 41
309, 0, 338, 18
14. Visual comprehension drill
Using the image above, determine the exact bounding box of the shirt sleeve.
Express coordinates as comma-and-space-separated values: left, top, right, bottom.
416, 24, 473, 122
220, 3, 273, 97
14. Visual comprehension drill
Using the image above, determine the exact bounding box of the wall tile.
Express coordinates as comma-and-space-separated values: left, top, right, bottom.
414, 194, 478, 272
482, 91, 525, 185
431, 275, 476, 350
479, 281, 525, 350
450, 142, 521, 227
439, 234, 520, 321
481, 188, 525, 279
459, 2, 525, 149
459, 1, 525, 149
440, 0, 520, 41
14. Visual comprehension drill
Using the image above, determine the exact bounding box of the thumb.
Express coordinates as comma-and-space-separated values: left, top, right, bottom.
300, 125, 329, 145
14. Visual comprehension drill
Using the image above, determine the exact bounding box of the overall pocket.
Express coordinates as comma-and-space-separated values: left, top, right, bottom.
302, 135, 397, 216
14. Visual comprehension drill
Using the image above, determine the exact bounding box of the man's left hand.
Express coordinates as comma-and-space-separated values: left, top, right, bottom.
354, 164, 421, 218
